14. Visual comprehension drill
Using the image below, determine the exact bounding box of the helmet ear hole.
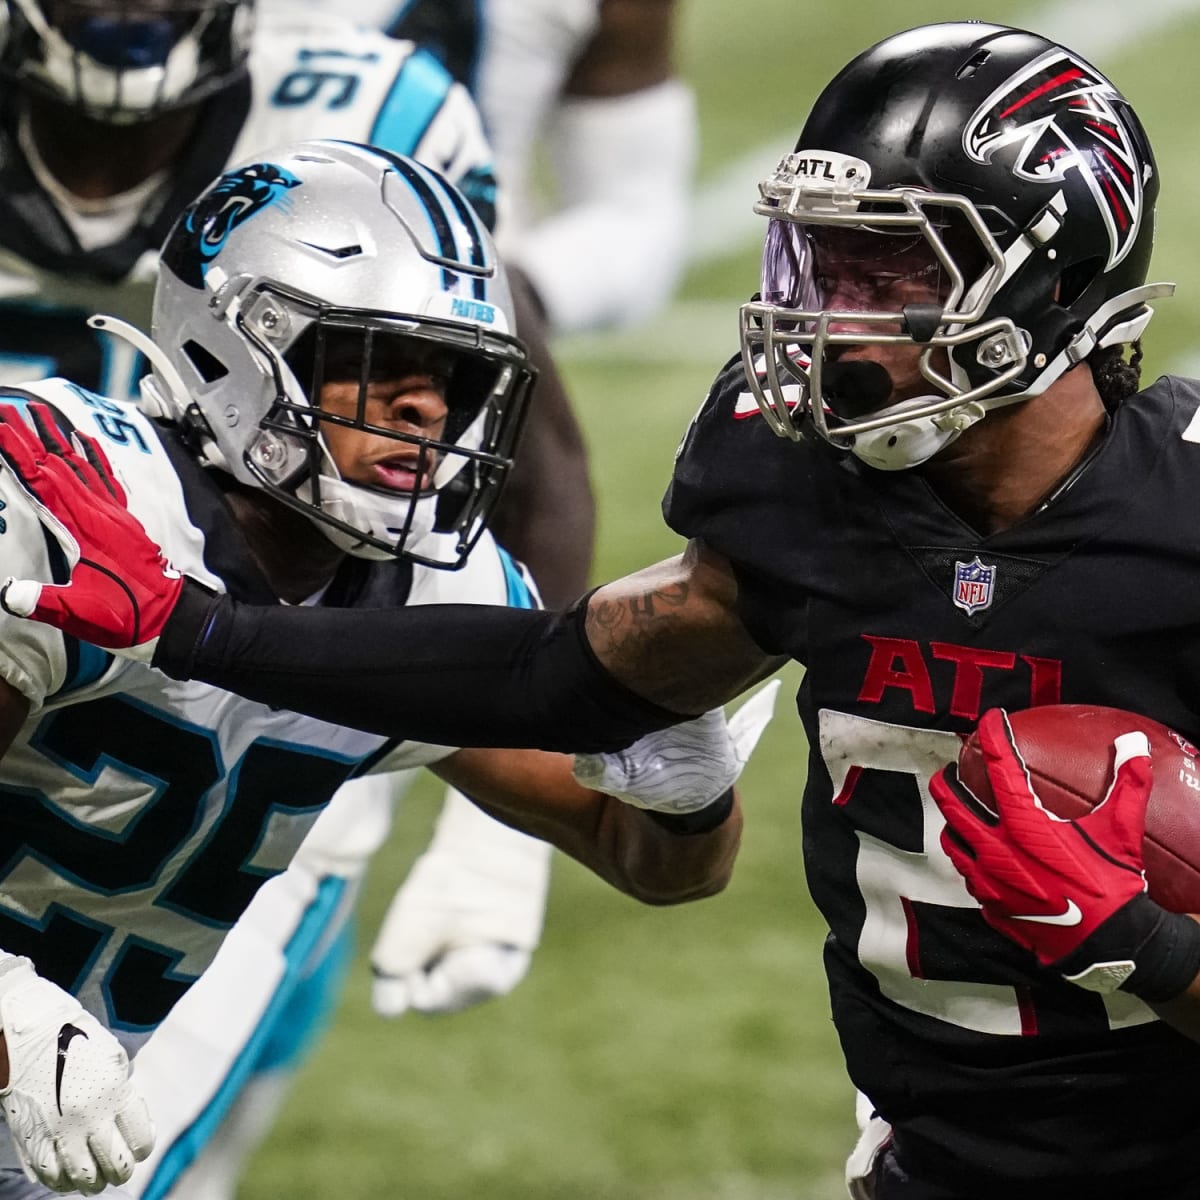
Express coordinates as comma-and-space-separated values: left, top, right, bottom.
1057, 258, 1104, 308
182, 339, 229, 383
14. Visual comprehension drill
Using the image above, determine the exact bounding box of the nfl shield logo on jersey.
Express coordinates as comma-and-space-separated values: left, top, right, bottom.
953, 556, 996, 615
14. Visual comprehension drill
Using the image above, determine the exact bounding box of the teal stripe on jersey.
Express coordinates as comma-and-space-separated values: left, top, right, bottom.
252, 921, 354, 1072
48, 639, 114, 701
140, 875, 350, 1200
497, 546, 536, 610
369, 47, 452, 154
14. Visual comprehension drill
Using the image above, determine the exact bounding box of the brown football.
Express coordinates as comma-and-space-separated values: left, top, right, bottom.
957, 705, 1200, 915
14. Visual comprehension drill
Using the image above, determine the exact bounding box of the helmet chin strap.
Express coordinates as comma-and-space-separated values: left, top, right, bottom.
299, 476, 441, 562
820, 357, 986, 470
844, 393, 987, 471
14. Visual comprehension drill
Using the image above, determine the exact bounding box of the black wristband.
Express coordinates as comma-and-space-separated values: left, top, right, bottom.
1121, 899, 1200, 1003
153, 578, 223, 679
643, 788, 735, 836
1057, 894, 1200, 1003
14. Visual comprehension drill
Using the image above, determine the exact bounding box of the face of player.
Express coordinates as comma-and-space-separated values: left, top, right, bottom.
810, 226, 954, 409
317, 339, 452, 496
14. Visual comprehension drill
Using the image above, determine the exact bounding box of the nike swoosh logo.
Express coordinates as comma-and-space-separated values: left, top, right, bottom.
1010, 899, 1083, 927
55, 1023, 89, 1115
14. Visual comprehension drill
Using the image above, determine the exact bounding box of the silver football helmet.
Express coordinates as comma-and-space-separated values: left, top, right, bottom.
102, 140, 533, 567
0, 0, 253, 123
739, 22, 1172, 470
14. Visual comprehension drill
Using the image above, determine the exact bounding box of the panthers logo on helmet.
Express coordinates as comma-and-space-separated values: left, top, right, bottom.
163, 163, 302, 288
963, 50, 1145, 270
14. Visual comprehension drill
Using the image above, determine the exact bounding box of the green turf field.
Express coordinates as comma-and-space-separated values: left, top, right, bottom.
242, 5, 1200, 1196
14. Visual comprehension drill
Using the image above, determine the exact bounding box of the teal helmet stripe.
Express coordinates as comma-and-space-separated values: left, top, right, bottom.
350, 144, 459, 286
419, 162, 490, 301
360, 145, 487, 297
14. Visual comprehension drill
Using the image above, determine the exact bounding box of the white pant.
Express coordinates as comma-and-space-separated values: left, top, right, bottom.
0, 862, 357, 1200
846, 1089, 893, 1200
0, 870, 351, 1199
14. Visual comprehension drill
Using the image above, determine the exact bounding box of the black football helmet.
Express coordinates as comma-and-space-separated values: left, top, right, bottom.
739, 21, 1173, 469
0, 0, 253, 123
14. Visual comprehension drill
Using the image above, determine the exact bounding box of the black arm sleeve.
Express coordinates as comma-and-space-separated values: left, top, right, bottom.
152, 580, 688, 752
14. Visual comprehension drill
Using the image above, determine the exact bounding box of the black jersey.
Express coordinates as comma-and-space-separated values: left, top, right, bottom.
665, 357, 1200, 1197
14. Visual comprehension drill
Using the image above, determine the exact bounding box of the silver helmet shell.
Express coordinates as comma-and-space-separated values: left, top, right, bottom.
149, 139, 534, 566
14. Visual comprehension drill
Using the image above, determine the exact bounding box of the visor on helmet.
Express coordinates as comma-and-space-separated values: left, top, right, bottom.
740, 158, 1018, 459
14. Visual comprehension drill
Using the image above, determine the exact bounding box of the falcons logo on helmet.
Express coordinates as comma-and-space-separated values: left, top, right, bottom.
963, 50, 1145, 269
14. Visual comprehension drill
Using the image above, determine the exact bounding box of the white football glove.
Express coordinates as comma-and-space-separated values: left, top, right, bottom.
571, 679, 782, 815
371, 788, 551, 1018
0, 954, 154, 1194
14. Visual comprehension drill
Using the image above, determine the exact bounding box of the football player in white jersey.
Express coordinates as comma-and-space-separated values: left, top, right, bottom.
294, 0, 697, 337
0, 2, 595, 1191
0, 0, 594, 604
0, 140, 759, 1198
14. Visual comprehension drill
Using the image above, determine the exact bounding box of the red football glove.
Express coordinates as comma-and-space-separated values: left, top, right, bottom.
0, 403, 184, 657
931, 707, 1200, 1000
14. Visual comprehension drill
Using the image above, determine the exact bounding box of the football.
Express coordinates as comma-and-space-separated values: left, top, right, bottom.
957, 705, 1200, 914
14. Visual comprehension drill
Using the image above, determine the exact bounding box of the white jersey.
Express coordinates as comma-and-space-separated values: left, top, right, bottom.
266, 0, 599, 250
0, 380, 530, 1062
0, 11, 496, 399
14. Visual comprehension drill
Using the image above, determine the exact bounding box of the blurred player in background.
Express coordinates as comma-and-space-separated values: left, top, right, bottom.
20, 20, 1200, 1200
0, 140, 758, 1198
0, 0, 592, 1193
290, 0, 698, 337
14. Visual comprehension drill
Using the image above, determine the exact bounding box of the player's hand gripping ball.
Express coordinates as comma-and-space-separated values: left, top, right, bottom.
956, 705, 1200, 915
932, 706, 1200, 999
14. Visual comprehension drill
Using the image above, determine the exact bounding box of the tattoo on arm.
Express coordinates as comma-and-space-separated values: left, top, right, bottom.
585, 572, 769, 713
593, 582, 689, 626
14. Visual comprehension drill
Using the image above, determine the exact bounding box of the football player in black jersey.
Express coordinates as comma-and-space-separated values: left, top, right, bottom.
6, 21, 1200, 1200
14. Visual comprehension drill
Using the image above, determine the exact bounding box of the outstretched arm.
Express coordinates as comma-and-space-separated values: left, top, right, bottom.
426, 679, 778, 904
147, 539, 776, 750
0, 405, 779, 752
436, 745, 741, 906
583, 540, 781, 712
